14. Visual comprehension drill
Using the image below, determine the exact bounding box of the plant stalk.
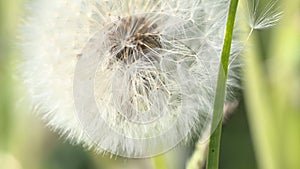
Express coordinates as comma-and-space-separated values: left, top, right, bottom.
206, 0, 239, 169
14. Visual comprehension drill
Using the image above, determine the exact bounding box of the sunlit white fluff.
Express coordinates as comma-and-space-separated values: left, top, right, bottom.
246, 0, 282, 30
20, 0, 242, 157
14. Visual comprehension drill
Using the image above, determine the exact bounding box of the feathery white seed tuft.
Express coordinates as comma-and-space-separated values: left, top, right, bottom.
20, 0, 243, 157
246, 0, 282, 30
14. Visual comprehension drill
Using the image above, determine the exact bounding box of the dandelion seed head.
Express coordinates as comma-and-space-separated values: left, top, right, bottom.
20, 0, 241, 157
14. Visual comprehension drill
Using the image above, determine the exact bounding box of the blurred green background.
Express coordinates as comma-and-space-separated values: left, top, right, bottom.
0, 0, 299, 169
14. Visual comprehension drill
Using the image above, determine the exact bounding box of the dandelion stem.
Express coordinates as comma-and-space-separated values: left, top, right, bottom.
152, 155, 167, 169
206, 0, 239, 168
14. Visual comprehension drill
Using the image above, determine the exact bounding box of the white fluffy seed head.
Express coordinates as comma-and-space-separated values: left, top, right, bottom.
19, 0, 242, 157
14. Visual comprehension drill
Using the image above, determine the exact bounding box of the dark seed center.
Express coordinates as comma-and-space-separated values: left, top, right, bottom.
108, 16, 162, 64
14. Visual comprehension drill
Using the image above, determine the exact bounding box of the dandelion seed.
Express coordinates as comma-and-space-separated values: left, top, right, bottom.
19, 0, 242, 157
246, 0, 283, 30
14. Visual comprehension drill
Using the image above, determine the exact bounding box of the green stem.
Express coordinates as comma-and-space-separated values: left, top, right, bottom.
152, 155, 167, 169
206, 0, 239, 169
